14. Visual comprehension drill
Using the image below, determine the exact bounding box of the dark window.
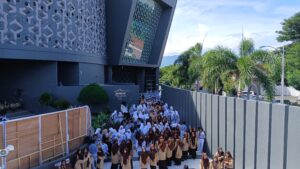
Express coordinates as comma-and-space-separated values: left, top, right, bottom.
57, 62, 79, 86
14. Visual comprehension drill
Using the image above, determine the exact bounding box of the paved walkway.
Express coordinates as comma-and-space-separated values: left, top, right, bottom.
103, 159, 200, 169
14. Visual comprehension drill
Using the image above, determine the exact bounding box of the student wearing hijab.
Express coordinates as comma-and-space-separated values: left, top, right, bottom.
127, 140, 134, 169
140, 147, 149, 169
182, 132, 189, 161
75, 154, 84, 169
166, 137, 175, 166
149, 143, 159, 169
189, 131, 198, 159
200, 152, 210, 169
215, 147, 225, 168
83, 148, 92, 169
121, 148, 131, 169
174, 138, 183, 166
96, 148, 105, 169
111, 141, 120, 169
224, 151, 234, 169
158, 136, 167, 169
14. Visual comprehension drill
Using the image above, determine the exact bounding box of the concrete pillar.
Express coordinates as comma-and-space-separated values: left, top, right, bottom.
107, 66, 113, 84
137, 68, 145, 92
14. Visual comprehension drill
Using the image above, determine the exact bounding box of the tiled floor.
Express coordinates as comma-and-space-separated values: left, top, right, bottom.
103, 159, 201, 169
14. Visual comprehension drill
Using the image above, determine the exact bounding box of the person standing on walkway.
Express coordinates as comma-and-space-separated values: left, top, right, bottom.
149, 143, 158, 169
140, 147, 149, 169
121, 148, 132, 169
174, 138, 183, 166
166, 138, 175, 166
197, 127, 206, 155
182, 132, 189, 161
189, 131, 197, 159
200, 152, 210, 169
111, 141, 120, 169
88, 140, 98, 169
158, 137, 168, 169
96, 148, 105, 169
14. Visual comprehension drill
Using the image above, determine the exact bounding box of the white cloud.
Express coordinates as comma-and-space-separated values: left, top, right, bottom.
274, 6, 300, 16
163, 0, 295, 56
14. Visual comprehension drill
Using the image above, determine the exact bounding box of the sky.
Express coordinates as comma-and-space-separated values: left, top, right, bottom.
163, 0, 300, 56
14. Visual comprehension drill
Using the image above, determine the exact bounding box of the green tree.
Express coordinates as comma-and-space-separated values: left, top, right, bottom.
201, 46, 238, 93
160, 65, 179, 87
285, 42, 300, 90
188, 56, 203, 86
276, 12, 300, 43
78, 83, 109, 106
201, 39, 277, 100
173, 43, 203, 89
276, 12, 300, 90
239, 38, 255, 57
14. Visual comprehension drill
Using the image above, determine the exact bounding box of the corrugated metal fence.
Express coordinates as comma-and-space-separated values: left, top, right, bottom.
161, 85, 300, 169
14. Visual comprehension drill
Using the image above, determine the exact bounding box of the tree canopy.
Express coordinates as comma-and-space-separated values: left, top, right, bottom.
276, 12, 300, 43
276, 11, 300, 90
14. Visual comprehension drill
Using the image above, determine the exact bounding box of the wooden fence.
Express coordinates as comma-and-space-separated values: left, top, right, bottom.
0, 106, 91, 169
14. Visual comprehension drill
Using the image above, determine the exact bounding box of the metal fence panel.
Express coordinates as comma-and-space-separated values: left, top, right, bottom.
192, 91, 197, 127
256, 101, 271, 169
196, 92, 201, 128
270, 104, 287, 169
212, 95, 219, 154
201, 93, 207, 131
206, 94, 213, 154
286, 106, 300, 169
245, 100, 257, 169
226, 97, 235, 156
235, 99, 246, 169
219, 96, 227, 150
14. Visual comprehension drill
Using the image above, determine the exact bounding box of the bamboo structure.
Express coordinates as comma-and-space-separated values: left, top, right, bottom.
0, 106, 91, 169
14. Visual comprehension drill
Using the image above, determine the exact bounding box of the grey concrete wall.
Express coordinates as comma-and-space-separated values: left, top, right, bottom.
79, 63, 105, 85
53, 84, 139, 112
161, 85, 300, 169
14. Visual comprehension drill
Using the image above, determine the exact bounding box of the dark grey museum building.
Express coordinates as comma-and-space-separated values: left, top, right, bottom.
0, 0, 176, 111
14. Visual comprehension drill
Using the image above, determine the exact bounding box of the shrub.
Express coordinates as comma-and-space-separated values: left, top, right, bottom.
92, 113, 110, 129
52, 99, 70, 110
39, 92, 54, 106
77, 83, 109, 105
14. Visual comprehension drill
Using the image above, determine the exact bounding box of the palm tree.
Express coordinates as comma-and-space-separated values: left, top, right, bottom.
201, 46, 238, 94
201, 38, 278, 101
174, 43, 203, 89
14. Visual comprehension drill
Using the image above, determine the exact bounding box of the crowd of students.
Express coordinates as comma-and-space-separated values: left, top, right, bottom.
200, 148, 234, 169
70, 92, 234, 169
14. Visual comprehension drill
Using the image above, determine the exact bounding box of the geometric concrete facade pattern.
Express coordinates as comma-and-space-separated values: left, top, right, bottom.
0, 0, 106, 58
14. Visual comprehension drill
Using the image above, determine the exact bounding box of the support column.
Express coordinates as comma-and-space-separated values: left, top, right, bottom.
155, 68, 160, 90
65, 111, 69, 155
107, 66, 113, 84
38, 116, 42, 165
137, 68, 145, 92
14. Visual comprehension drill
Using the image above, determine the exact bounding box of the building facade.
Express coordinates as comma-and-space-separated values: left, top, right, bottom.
0, 0, 176, 111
